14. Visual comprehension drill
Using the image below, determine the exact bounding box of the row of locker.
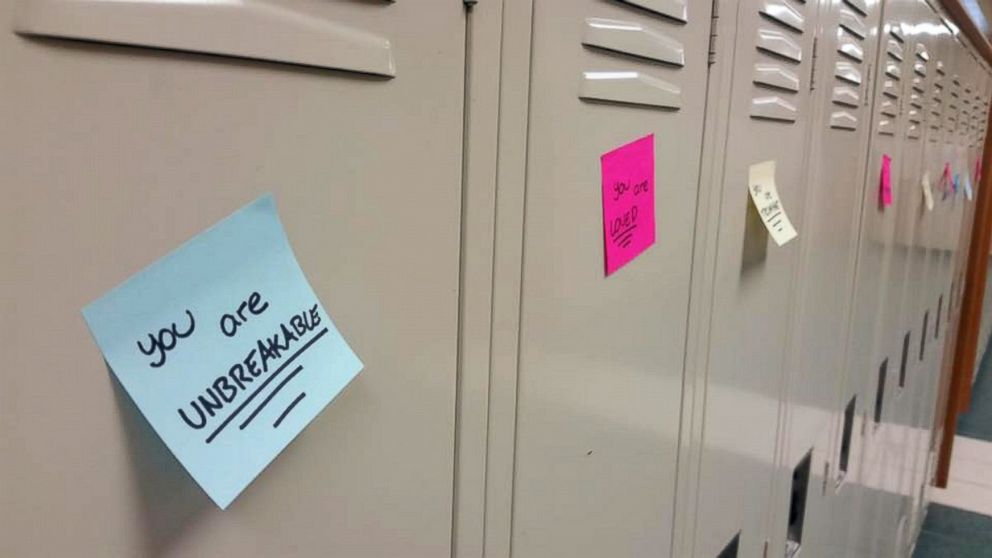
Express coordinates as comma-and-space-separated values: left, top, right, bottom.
0, 0, 988, 556
686, 0, 988, 555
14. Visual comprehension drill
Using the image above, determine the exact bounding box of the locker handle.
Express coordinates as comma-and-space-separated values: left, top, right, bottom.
13, 0, 397, 77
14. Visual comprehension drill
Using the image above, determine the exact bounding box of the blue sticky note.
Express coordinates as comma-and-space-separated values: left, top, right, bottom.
82, 194, 363, 509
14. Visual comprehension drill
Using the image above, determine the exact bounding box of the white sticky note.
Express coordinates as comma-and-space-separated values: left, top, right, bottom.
964, 173, 974, 201
922, 172, 935, 211
748, 160, 797, 247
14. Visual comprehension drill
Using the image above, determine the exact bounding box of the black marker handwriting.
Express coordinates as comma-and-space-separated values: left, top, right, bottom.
219, 291, 270, 338
137, 309, 196, 368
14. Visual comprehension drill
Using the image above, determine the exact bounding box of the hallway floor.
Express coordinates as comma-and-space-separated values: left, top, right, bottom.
914, 344, 992, 557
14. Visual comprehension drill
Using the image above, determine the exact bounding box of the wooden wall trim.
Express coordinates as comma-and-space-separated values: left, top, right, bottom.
936, 92, 992, 487
939, 0, 992, 65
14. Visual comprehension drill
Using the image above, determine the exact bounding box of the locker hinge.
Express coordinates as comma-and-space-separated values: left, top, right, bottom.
763, 540, 770, 558
822, 461, 830, 495
809, 36, 819, 91
864, 63, 873, 107
463, 0, 478, 6
707, 0, 720, 65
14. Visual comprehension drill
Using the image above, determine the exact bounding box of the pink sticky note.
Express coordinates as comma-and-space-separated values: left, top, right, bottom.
601, 134, 655, 276
880, 154, 893, 207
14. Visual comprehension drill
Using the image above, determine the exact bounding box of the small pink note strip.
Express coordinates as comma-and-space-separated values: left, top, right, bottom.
601, 134, 655, 276
880, 154, 893, 207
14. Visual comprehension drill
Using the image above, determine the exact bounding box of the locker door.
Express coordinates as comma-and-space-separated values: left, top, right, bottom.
900, 3, 946, 546
887, 4, 937, 552
507, 1, 712, 556
840, 1, 918, 556
0, 2, 466, 557
921, 27, 956, 472
929, 40, 967, 460
769, 0, 881, 555
693, 0, 818, 555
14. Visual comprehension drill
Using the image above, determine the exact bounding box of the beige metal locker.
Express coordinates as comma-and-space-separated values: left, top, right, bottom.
840, 1, 921, 556
767, 0, 881, 556
691, 0, 819, 554
0, 2, 467, 556
499, 1, 713, 556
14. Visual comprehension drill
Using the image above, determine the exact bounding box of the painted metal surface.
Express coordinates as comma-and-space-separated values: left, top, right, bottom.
692, 0, 817, 555
0, 2, 464, 556
507, 0, 711, 555
1, 1, 990, 557
13, 0, 396, 77
769, 0, 882, 555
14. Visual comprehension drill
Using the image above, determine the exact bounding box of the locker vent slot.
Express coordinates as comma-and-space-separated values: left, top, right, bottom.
886, 39, 904, 61
874, 358, 888, 426
880, 99, 897, 117
717, 532, 741, 558
579, 71, 682, 109
832, 86, 860, 107
835, 62, 862, 85
916, 43, 930, 61
618, 0, 688, 23
751, 96, 798, 121
899, 331, 910, 389
936, 296, 943, 339
837, 35, 864, 62
839, 396, 856, 478
759, 0, 805, 32
838, 9, 867, 39
914, 62, 926, 77
842, 0, 868, 16
830, 111, 857, 130
882, 79, 900, 98
754, 64, 801, 92
889, 23, 905, 42
13, 0, 397, 77
785, 449, 813, 558
885, 62, 902, 80
582, 18, 686, 66
756, 29, 803, 62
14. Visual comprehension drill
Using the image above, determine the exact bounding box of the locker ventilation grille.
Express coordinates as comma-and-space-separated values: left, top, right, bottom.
578, 6, 686, 110
905, 42, 929, 140
829, 5, 867, 131
750, 0, 808, 122
929, 61, 944, 140
877, 22, 906, 136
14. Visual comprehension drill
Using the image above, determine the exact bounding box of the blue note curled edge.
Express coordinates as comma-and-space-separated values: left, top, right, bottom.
82, 194, 363, 509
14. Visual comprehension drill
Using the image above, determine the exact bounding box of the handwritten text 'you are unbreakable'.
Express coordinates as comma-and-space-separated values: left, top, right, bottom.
135, 292, 324, 434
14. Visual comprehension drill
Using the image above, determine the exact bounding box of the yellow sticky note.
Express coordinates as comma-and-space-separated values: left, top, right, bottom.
922, 172, 934, 211
748, 160, 797, 247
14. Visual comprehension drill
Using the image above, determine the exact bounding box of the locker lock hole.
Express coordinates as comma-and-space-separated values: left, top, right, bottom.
785, 449, 813, 558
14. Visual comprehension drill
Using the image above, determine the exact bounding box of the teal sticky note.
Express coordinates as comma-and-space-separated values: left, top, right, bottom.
82, 194, 363, 509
